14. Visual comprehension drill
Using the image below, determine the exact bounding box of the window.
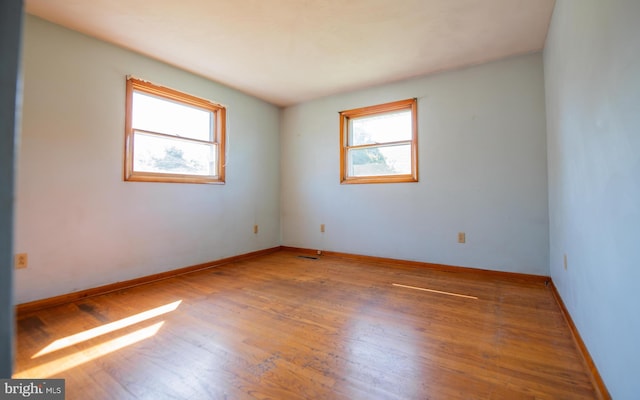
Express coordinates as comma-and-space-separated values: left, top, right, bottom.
339, 98, 418, 184
124, 77, 226, 184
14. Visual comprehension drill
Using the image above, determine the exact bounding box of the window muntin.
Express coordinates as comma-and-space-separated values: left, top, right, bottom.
125, 77, 225, 184
340, 98, 418, 184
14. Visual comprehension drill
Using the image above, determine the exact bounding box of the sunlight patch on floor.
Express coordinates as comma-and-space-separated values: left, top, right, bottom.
15, 321, 165, 379
32, 300, 182, 359
392, 283, 478, 299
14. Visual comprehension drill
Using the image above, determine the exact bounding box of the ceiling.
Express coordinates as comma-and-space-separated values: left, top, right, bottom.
25, 0, 556, 107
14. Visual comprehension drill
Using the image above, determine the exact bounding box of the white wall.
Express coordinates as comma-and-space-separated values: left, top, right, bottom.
281, 54, 549, 275
14, 16, 281, 304
544, 0, 640, 398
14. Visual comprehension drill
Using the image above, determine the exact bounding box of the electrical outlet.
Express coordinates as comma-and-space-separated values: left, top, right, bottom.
563, 253, 568, 270
15, 253, 28, 269
458, 232, 466, 243
320, 224, 325, 233
253, 225, 259, 234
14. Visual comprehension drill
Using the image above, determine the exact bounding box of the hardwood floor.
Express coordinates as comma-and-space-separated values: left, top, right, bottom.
14, 250, 598, 399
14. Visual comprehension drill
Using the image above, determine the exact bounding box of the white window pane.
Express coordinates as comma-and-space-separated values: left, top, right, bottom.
133, 131, 216, 176
350, 110, 412, 146
348, 144, 412, 176
132, 91, 212, 141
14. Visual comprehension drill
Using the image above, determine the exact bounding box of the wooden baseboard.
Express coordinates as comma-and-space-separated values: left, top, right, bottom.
549, 281, 611, 400
280, 246, 549, 284
16, 246, 281, 316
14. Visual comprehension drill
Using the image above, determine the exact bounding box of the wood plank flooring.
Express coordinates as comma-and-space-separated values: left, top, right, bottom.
14, 250, 598, 399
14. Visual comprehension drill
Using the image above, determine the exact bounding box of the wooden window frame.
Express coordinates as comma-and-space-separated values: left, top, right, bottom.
339, 98, 418, 184
124, 77, 226, 184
